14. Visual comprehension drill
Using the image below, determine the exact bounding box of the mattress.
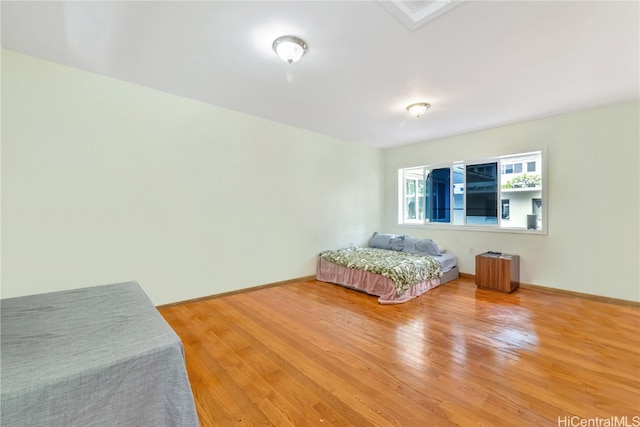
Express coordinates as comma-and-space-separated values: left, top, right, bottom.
432, 252, 458, 273
0, 281, 199, 427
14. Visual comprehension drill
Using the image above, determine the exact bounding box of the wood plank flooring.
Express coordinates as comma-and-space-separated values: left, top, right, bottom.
159, 277, 640, 427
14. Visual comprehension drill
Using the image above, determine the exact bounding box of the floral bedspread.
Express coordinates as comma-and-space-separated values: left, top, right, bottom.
318, 247, 442, 296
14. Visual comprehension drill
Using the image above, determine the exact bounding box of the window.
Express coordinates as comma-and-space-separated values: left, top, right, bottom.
401, 168, 425, 222
532, 198, 542, 219
426, 167, 451, 223
398, 151, 544, 233
466, 162, 498, 225
502, 162, 523, 174
502, 199, 510, 219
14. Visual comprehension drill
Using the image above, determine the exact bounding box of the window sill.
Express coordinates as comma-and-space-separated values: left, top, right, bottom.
396, 222, 547, 235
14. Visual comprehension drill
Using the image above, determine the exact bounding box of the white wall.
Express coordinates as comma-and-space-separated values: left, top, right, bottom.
383, 101, 640, 302
1, 50, 383, 305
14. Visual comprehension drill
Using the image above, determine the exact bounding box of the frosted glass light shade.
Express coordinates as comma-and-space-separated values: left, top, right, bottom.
406, 102, 430, 117
272, 36, 308, 64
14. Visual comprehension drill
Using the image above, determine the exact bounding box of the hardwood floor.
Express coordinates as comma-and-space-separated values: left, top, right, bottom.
159, 277, 640, 427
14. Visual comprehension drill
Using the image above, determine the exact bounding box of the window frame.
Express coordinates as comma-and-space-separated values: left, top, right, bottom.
397, 149, 547, 235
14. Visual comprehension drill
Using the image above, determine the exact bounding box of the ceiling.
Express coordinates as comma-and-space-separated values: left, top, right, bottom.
2, 1, 638, 148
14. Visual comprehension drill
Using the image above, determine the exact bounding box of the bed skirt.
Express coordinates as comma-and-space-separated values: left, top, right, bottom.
316, 257, 441, 304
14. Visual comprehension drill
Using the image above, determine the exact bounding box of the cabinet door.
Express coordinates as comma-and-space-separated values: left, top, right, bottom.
476, 255, 519, 292
476, 255, 500, 289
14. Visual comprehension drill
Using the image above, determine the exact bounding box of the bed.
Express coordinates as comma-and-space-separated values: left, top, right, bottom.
0, 281, 199, 427
316, 233, 459, 304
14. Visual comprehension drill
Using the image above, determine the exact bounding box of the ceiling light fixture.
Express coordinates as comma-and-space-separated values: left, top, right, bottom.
406, 102, 430, 117
272, 35, 308, 64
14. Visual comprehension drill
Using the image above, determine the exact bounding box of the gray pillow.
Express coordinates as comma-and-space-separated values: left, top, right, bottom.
401, 237, 419, 254
389, 235, 404, 251
415, 238, 441, 256
369, 232, 404, 251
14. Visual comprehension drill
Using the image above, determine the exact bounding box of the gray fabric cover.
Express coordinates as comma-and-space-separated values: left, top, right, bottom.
369, 232, 404, 251
402, 237, 441, 256
1, 281, 199, 427
402, 237, 420, 254
416, 238, 441, 256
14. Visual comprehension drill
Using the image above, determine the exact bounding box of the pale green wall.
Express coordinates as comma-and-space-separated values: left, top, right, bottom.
383, 102, 640, 301
1, 50, 383, 305
3, 49, 638, 304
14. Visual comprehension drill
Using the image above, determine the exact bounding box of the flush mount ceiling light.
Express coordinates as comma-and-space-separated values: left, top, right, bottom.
406, 102, 430, 117
272, 35, 308, 64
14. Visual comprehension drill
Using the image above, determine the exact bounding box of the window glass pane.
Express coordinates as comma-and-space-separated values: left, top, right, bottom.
406, 196, 416, 219
403, 168, 425, 222
452, 164, 464, 225
514, 163, 522, 173
406, 180, 415, 196
466, 162, 498, 225
500, 152, 543, 229
418, 183, 425, 221
426, 167, 451, 223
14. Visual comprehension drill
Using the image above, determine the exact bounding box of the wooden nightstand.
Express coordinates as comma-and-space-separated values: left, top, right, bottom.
475, 252, 520, 293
